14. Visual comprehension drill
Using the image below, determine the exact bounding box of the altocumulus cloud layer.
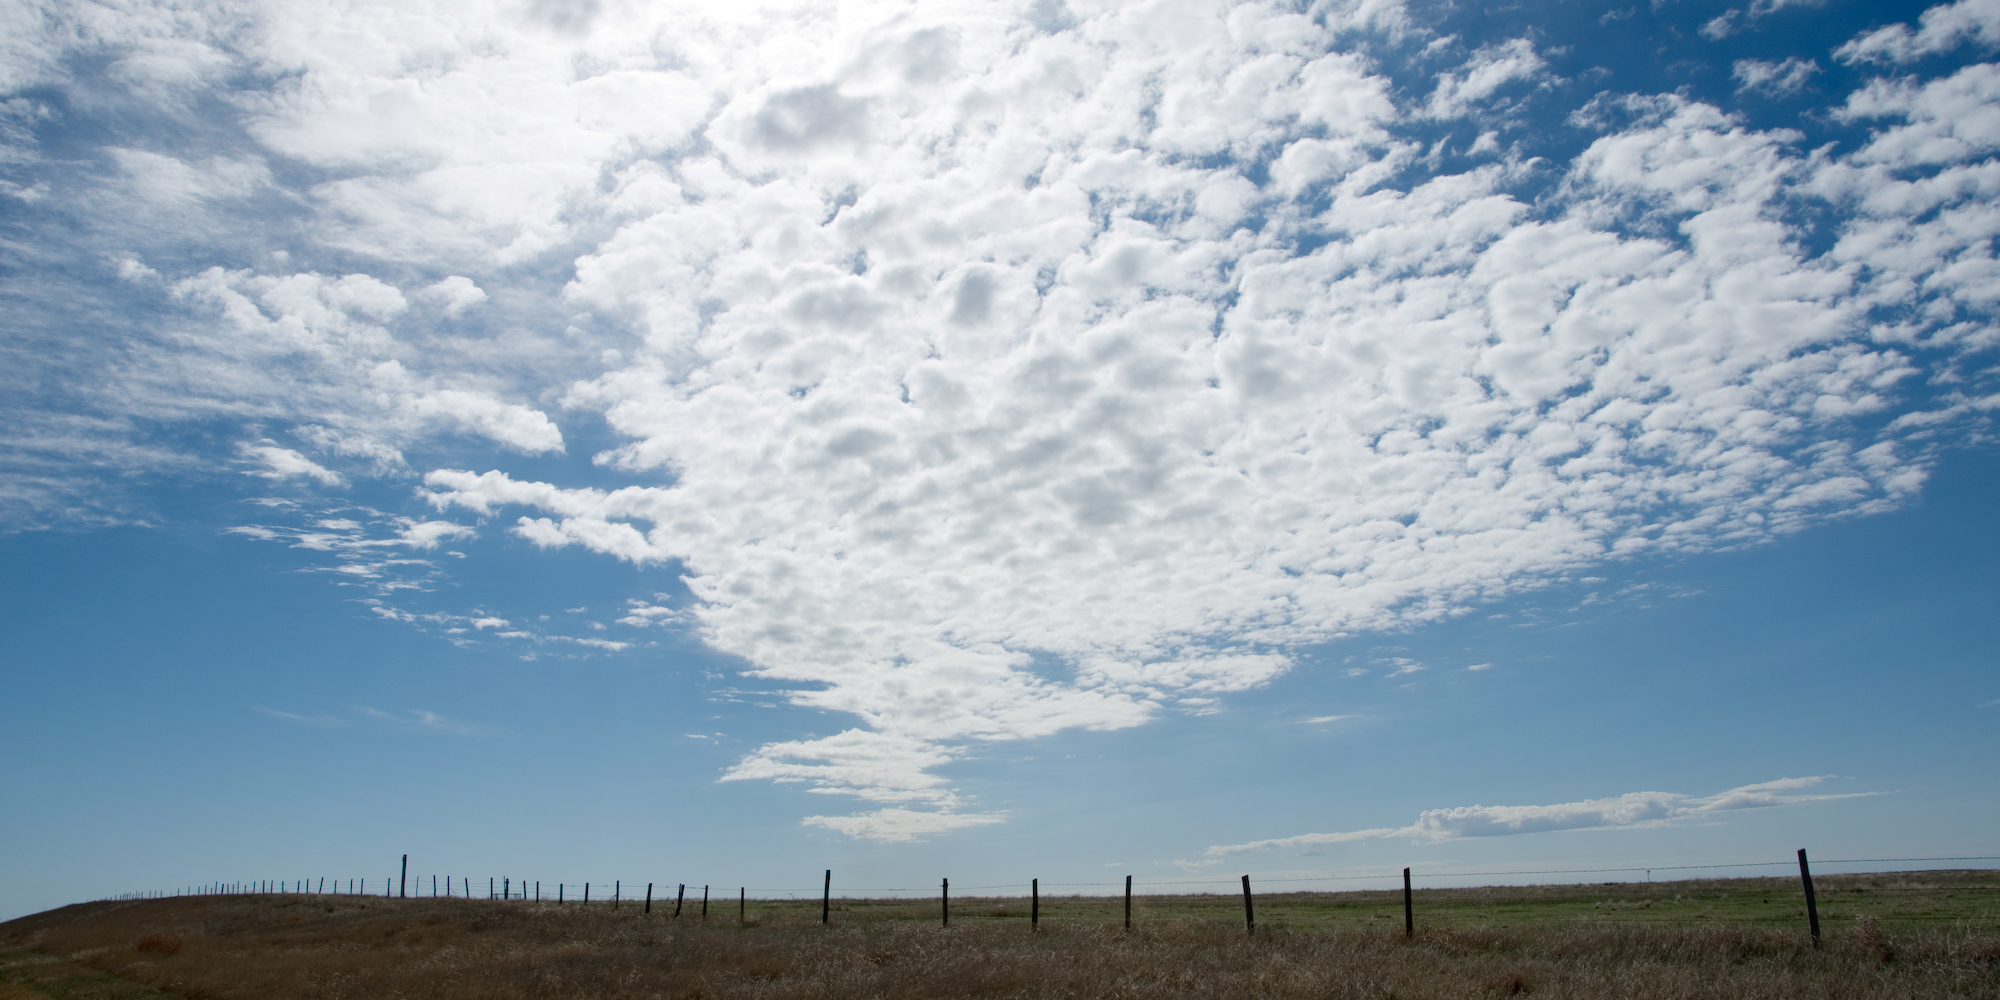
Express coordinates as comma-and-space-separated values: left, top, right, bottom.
2, 0, 1996, 840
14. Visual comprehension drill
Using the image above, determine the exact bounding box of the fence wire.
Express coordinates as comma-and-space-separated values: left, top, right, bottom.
107, 857, 2000, 903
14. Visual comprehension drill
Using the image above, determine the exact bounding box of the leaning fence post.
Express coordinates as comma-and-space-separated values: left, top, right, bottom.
1403, 867, 1413, 938
1798, 849, 1821, 947
645, 883, 653, 913
1125, 875, 1133, 930
822, 870, 831, 924
1032, 878, 1039, 930
942, 878, 950, 928
1241, 875, 1254, 935
675, 884, 685, 917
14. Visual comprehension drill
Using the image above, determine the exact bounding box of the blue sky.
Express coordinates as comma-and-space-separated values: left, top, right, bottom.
2, 0, 1998, 921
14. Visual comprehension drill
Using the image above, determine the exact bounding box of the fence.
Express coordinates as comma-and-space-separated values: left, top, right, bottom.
106, 853, 2000, 945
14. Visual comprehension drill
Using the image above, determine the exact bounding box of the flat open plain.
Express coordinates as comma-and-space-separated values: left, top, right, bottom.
4, 870, 1996, 999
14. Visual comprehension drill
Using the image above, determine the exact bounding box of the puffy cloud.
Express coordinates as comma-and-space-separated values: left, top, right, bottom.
1836, 0, 2000, 64
1199, 777, 1878, 859
4, 0, 1995, 837
402, 0, 1986, 833
423, 276, 488, 317
1426, 38, 1548, 118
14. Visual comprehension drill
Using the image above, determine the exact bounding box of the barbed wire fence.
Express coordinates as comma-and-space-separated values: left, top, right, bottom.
105, 853, 2000, 945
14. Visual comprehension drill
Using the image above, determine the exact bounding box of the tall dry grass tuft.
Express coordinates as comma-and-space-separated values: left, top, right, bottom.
134, 933, 181, 955
1, 890, 1995, 1000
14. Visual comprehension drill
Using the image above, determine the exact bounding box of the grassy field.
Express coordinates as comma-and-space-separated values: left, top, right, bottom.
3, 871, 1997, 999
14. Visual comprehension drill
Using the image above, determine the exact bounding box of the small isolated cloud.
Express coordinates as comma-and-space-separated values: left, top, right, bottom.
1466, 663, 1494, 672
1197, 777, 1879, 861
1428, 38, 1548, 117
1701, 10, 1742, 38
239, 441, 346, 488
618, 597, 686, 628
1734, 57, 1820, 96
1703, 0, 1825, 38
1980, 698, 2000, 708
1302, 714, 1360, 724
355, 706, 483, 736
423, 275, 487, 317
802, 808, 1007, 843
257, 705, 482, 735
253, 706, 340, 727
1836, 0, 2000, 64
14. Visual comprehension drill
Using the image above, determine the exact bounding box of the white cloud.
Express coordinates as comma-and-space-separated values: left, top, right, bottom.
239, 441, 346, 488
422, 275, 488, 317
722, 729, 1008, 841
1836, 0, 2000, 64
1199, 777, 1879, 859
1702, 0, 1826, 39
417, 24, 1968, 831
1733, 57, 1820, 97
1427, 38, 1548, 118
6, 0, 1996, 838
802, 807, 1009, 842
226, 502, 476, 592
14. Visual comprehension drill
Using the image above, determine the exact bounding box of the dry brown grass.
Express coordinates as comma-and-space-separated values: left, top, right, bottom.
3, 890, 1997, 1000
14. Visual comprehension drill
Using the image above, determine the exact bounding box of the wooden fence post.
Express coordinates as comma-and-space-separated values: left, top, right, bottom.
1124, 875, 1133, 930
703, 885, 709, 920
400, 855, 408, 898
505, 878, 510, 900
1403, 867, 1413, 938
615, 881, 621, 909
645, 883, 653, 914
1241, 875, 1254, 935
675, 883, 685, 917
585, 882, 590, 904
1031, 878, 1039, 931
559, 883, 564, 903
942, 878, 950, 928
740, 887, 746, 925
822, 870, 831, 924
1798, 849, 1821, 947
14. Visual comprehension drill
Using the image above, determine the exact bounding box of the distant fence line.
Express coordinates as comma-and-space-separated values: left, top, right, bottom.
105, 855, 2000, 905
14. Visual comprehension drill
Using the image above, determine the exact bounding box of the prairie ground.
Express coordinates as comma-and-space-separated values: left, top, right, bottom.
3, 871, 1997, 999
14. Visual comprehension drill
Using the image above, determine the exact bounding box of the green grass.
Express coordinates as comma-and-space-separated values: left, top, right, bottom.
741, 869, 2000, 932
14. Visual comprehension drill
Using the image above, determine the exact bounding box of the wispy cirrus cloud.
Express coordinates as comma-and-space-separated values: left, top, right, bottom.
1195, 777, 1880, 861
256, 705, 486, 736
